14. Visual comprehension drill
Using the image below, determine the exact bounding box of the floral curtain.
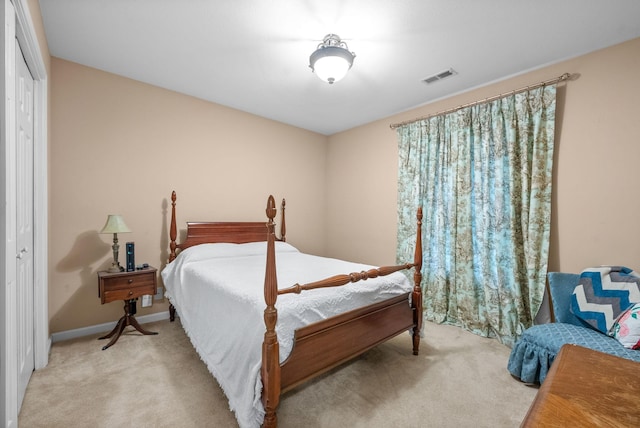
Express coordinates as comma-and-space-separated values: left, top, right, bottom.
396, 85, 556, 346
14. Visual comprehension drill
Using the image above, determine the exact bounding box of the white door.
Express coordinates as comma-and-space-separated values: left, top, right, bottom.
1, 1, 47, 425
15, 39, 34, 410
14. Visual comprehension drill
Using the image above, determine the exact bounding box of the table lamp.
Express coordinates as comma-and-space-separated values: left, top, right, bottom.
100, 214, 131, 273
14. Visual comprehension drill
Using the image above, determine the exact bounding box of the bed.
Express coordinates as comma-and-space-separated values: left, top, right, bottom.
161, 191, 423, 428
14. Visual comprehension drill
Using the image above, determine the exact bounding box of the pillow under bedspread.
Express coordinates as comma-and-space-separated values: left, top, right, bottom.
507, 322, 640, 384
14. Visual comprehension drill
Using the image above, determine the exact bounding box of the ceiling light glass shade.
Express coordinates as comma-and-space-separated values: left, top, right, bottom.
309, 34, 355, 84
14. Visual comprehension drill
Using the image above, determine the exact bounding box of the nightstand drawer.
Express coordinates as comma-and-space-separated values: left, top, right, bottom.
103, 283, 155, 302
101, 272, 155, 290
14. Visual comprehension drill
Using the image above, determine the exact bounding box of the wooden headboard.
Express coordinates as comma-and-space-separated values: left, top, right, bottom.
168, 191, 286, 262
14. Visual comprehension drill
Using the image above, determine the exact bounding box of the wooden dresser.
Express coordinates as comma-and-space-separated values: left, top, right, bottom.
521, 344, 640, 427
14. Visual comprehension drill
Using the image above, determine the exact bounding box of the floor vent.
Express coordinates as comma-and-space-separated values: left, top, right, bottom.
422, 68, 457, 85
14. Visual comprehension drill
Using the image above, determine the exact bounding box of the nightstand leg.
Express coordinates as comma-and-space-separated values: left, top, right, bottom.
99, 316, 125, 340
129, 316, 158, 336
99, 299, 158, 350
125, 298, 157, 335
100, 316, 127, 350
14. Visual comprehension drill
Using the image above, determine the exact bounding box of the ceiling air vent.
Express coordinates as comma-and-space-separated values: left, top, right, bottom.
421, 68, 457, 85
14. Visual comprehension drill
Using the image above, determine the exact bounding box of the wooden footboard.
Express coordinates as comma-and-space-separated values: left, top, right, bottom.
280, 292, 414, 393
260, 198, 423, 427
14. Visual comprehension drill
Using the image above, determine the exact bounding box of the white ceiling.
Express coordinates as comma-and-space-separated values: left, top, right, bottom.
38, 0, 640, 135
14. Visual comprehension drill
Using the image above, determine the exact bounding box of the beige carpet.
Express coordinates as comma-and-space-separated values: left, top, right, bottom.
19, 320, 537, 428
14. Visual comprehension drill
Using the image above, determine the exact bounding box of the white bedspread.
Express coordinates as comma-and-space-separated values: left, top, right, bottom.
161, 241, 412, 428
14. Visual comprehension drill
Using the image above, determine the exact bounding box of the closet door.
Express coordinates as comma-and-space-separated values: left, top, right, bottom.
15, 39, 34, 411
2, 1, 46, 425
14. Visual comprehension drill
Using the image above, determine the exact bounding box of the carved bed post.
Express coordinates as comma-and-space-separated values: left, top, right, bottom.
169, 191, 178, 263
168, 191, 178, 322
262, 195, 281, 428
280, 199, 286, 242
412, 207, 423, 355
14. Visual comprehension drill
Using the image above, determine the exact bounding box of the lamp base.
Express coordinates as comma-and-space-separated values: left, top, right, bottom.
107, 263, 121, 273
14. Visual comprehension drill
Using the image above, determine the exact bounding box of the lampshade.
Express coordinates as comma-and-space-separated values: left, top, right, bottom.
309, 34, 355, 84
100, 215, 131, 234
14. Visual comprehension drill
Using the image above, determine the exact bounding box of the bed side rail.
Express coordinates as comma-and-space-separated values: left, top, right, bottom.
278, 263, 415, 296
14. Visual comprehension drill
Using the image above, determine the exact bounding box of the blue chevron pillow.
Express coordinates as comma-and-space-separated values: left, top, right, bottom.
570, 266, 640, 334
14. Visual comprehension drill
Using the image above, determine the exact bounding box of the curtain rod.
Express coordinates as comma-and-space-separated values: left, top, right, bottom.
389, 72, 572, 130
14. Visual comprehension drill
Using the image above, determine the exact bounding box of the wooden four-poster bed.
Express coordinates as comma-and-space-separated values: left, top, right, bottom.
162, 191, 423, 427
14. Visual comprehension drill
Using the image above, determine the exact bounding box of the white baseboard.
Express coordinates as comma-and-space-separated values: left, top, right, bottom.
50, 311, 171, 343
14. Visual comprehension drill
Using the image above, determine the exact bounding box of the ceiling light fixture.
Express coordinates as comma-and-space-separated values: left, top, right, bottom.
309, 34, 355, 84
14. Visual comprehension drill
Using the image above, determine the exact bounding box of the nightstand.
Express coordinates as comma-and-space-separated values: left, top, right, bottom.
97, 267, 159, 350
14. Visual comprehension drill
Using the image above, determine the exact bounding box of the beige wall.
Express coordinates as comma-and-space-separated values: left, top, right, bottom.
326, 37, 640, 274
49, 59, 328, 333
42, 3, 640, 334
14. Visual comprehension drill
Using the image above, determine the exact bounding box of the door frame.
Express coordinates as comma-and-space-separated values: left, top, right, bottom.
1, 0, 48, 426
